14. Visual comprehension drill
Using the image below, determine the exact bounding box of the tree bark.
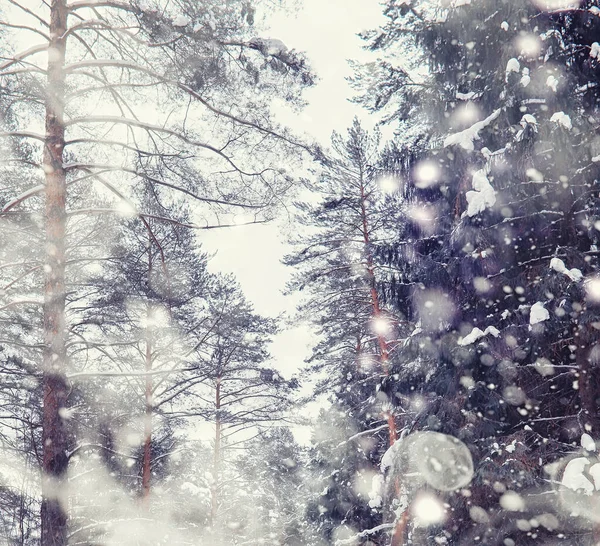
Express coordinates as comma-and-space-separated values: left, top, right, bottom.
211, 375, 222, 526
142, 334, 153, 502
358, 175, 397, 446
142, 243, 154, 503
41, 0, 69, 544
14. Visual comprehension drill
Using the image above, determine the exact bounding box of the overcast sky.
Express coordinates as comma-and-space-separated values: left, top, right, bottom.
200, 0, 386, 385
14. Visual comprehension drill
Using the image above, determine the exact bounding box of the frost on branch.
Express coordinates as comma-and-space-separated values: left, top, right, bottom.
249, 37, 289, 57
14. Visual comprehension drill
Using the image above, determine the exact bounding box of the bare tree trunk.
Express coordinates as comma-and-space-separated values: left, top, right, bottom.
41, 0, 69, 544
211, 375, 222, 526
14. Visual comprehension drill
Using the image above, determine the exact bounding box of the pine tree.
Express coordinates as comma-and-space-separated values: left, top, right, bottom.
180, 278, 294, 538
286, 120, 413, 544
353, 0, 600, 543
0, 0, 313, 542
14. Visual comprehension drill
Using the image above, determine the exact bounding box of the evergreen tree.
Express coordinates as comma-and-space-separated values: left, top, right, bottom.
353, 0, 600, 543
286, 120, 413, 544
0, 0, 313, 542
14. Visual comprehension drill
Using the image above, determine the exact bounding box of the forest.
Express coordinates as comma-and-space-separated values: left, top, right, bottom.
2, 0, 600, 544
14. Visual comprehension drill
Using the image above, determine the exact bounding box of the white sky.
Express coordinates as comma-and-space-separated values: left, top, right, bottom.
268, 0, 385, 143
201, 0, 385, 375
200, 0, 386, 443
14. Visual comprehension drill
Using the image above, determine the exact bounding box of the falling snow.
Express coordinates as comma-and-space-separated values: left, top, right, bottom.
1, 1, 600, 544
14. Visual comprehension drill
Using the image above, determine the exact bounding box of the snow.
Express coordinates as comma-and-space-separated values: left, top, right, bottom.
414, 160, 440, 187
251, 38, 288, 56
537, 513, 560, 531
591, 42, 600, 59
469, 505, 490, 524
550, 111, 572, 130
458, 325, 500, 346
368, 474, 384, 508
410, 321, 423, 337
412, 493, 445, 527
499, 491, 525, 511
381, 432, 474, 492
550, 256, 569, 274
485, 325, 500, 337
458, 327, 484, 345
589, 463, 600, 490
172, 15, 191, 27
549, 257, 582, 281
530, 302, 549, 325
520, 114, 537, 127
562, 457, 595, 494
58, 407, 75, 420
520, 67, 531, 87
265, 38, 288, 56
546, 75, 559, 92
456, 91, 480, 101
378, 175, 399, 193
516, 114, 538, 141
371, 316, 390, 334
505, 58, 520, 79
588, 463, 600, 491
443, 109, 501, 151
503, 386, 526, 406
465, 169, 496, 217
412, 432, 474, 491
180, 481, 207, 496
581, 433, 596, 452
1, 183, 44, 212
526, 168, 543, 182
380, 439, 401, 472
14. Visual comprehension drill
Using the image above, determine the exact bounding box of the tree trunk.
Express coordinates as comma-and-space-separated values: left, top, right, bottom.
358, 176, 397, 446
358, 173, 404, 546
142, 243, 154, 503
211, 375, 222, 526
142, 333, 153, 503
576, 324, 600, 433
41, 0, 69, 544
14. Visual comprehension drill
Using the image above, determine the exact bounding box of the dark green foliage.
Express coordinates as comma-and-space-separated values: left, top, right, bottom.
347, 0, 600, 543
